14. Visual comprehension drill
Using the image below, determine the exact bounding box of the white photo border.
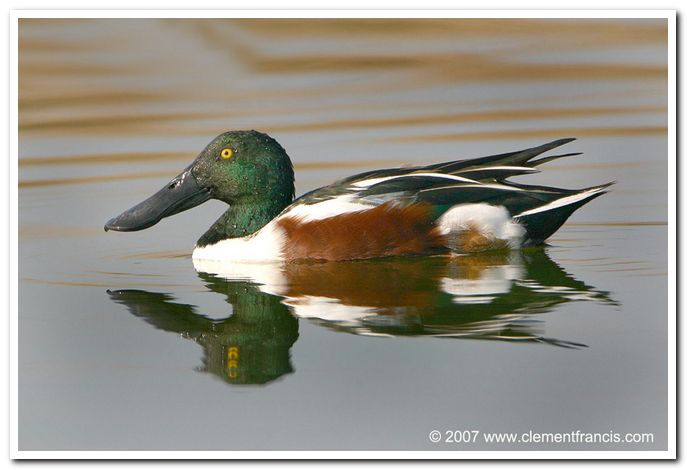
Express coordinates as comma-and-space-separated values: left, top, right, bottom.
8, 8, 677, 460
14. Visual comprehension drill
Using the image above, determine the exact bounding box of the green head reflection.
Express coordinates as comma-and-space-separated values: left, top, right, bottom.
108, 277, 298, 386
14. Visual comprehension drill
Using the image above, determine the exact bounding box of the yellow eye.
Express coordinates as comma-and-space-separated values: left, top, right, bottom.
220, 148, 234, 159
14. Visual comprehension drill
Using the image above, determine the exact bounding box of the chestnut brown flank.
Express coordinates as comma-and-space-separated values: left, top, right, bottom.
277, 202, 447, 261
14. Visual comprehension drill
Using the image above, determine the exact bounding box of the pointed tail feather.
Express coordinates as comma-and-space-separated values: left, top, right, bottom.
504, 138, 577, 165
528, 151, 583, 167
426, 138, 578, 177
515, 182, 614, 245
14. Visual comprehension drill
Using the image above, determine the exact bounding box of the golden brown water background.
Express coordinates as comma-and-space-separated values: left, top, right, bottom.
18, 18, 669, 451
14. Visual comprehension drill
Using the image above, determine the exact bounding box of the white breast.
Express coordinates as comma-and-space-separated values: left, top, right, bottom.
191, 220, 287, 263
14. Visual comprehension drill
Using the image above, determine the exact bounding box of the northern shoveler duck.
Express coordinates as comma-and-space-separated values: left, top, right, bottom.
105, 130, 612, 262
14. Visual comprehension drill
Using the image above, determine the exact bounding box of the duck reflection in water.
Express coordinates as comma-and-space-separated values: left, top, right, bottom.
108, 249, 615, 386
109, 280, 298, 386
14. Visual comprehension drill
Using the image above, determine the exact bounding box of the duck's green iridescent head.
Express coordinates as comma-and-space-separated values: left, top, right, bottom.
192, 130, 294, 205
105, 131, 295, 242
